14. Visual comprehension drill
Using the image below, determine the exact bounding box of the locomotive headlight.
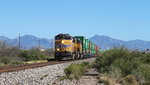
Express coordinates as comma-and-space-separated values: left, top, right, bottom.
66, 48, 69, 51
61, 40, 64, 44
57, 48, 60, 51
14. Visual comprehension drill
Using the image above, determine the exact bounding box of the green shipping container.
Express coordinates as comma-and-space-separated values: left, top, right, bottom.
92, 43, 95, 53
75, 36, 88, 53
90, 42, 93, 50
98, 48, 103, 54
85, 39, 89, 53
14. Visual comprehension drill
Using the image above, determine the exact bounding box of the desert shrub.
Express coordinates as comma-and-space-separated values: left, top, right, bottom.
0, 56, 12, 65
0, 41, 53, 66
0, 62, 3, 66
64, 63, 85, 80
96, 46, 140, 76
81, 62, 91, 69
95, 46, 131, 73
0, 41, 20, 57
29, 49, 46, 60
19, 50, 30, 61
44, 48, 54, 57
141, 53, 150, 64
64, 62, 91, 80
107, 65, 122, 80
133, 64, 150, 84
112, 57, 140, 77
121, 75, 140, 85
10, 60, 23, 65
95, 46, 150, 84
19, 49, 47, 61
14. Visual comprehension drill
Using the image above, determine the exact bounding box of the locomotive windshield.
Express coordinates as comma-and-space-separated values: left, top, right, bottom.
64, 36, 72, 40
55, 36, 63, 40
55, 34, 72, 40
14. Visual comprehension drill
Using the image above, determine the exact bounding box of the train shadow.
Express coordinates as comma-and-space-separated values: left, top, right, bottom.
47, 59, 56, 61
47, 56, 94, 62
47, 58, 71, 61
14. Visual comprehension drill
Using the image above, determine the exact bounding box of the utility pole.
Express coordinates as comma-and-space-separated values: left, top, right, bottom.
51, 39, 54, 56
19, 34, 21, 49
51, 39, 54, 51
39, 38, 40, 50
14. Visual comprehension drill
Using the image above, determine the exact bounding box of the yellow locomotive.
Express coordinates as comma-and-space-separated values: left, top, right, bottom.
55, 34, 82, 60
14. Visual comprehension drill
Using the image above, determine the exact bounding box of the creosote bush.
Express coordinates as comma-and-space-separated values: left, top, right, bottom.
0, 56, 12, 65
0, 41, 53, 66
95, 46, 150, 84
64, 62, 91, 80
81, 62, 91, 69
19, 48, 47, 61
11, 60, 23, 65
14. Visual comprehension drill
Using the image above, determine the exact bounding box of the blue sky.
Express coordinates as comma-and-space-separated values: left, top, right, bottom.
0, 0, 150, 41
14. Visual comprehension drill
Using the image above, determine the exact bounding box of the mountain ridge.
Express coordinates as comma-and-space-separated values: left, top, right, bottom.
0, 35, 150, 50
89, 35, 150, 50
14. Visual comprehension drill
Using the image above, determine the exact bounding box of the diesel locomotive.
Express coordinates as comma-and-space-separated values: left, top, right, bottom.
54, 34, 103, 60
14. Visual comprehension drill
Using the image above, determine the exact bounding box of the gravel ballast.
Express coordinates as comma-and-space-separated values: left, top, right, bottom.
0, 58, 95, 85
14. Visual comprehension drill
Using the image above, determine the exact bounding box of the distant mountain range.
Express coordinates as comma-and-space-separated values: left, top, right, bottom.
0, 35, 53, 49
0, 35, 150, 50
89, 35, 150, 50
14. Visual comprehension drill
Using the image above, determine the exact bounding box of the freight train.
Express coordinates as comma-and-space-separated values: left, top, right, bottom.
54, 34, 103, 60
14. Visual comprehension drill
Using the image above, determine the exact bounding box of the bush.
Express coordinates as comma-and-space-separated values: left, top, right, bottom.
19, 50, 31, 61
81, 62, 91, 69
112, 58, 140, 76
10, 60, 23, 65
133, 64, 150, 84
64, 63, 86, 80
0, 56, 12, 65
95, 46, 150, 84
19, 49, 47, 61
95, 46, 131, 73
0, 41, 53, 66
141, 53, 150, 64
0, 62, 4, 66
96, 46, 140, 75
44, 48, 54, 57
107, 65, 122, 80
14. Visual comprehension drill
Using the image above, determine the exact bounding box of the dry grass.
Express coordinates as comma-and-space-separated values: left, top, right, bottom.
121, 75, 140, 85
98, 75, 120, 85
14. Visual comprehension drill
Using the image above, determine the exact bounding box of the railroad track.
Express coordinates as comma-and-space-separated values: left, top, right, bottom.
0, 58, 93, 73
0, 60, 68, 73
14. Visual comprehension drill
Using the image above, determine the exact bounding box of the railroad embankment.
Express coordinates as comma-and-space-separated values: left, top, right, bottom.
0, 58, 95, 85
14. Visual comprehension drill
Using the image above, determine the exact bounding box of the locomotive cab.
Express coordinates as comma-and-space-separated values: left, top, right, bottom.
55, 34, 73, 60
